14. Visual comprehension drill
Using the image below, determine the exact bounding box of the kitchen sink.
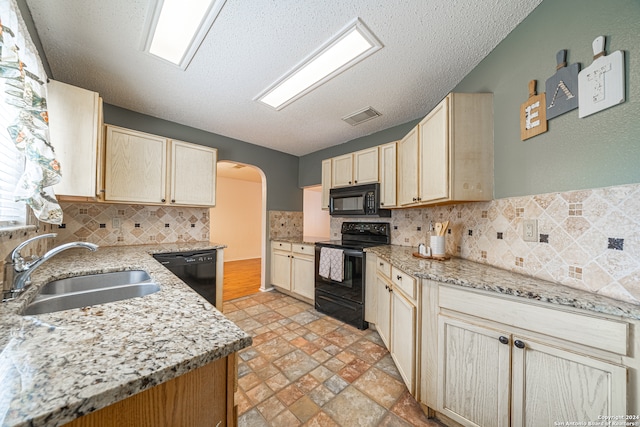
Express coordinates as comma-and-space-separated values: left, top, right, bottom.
22, 271, 160, 315
39, 270, 152, 294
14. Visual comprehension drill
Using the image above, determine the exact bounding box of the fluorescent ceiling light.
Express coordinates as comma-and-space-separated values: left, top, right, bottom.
143, 0, 226, 69
256, 18, 382, 110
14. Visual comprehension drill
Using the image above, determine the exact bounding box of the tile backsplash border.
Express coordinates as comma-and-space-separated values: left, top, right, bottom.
331, 183, 640, 305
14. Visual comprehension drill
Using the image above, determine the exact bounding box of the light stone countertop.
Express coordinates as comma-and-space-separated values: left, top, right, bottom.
271, 236, 329, 245
366, 245, 640, 321
0, 242, 252, 427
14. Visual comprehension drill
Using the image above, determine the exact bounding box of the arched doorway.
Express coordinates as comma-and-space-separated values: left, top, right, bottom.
211, 161, 267, 301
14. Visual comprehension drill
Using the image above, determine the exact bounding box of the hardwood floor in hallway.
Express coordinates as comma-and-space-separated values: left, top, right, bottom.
224, 258, 262, 301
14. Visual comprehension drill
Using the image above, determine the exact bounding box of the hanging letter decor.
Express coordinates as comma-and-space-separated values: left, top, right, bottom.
545, 49, 580, 119
578, 36, 625, 118
520, 80, 547, 141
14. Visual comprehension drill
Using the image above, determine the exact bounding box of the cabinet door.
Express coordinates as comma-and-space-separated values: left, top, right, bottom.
271, 250, 291, 290
390, 288, 416, 393
438, 316, 510, 427
171, 140, 217, 206
321, 159, 332, 210
291, 255, 314, 300
419, 95, 449, 203
48, 80, 101, 198
397, 126, 419, 206
353, 147, 378, 185
332, 154, 353, 187
379, 142, 397, 208
511, 338, 627, 427
104, 126, 167, 203
376, 275, 391, 350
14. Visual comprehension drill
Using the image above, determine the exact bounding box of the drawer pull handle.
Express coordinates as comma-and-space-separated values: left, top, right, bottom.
498, 336, 509, 345
379, 262, 384, 266
514, 340, 526, 349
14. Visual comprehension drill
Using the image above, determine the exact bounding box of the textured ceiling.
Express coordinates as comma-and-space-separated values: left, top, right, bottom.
26, 0, 542, 156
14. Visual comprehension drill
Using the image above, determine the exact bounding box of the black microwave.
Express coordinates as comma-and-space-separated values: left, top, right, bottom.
329, 183, 391, 217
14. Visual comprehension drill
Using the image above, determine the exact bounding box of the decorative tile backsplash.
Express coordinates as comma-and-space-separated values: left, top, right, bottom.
331, 183, 640, 305
269, 210, 303, 240
53, 203, 210, 246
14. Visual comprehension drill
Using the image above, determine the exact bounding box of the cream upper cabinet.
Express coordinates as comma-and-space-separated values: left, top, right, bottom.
170, 140, 217, 206
321, 159, 332, 210
47, 80, 103, 199
399, 93, 493, 207
379, 141, 397, 208
353, 147, 379, 185
397, 126, 419, 205
331, 154, 353, 187
331, 147, 378, 188
104, 125, 167, 204
104, 125, 217, 206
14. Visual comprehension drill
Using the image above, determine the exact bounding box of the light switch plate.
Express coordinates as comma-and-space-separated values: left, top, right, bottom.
523, 219, 537, 242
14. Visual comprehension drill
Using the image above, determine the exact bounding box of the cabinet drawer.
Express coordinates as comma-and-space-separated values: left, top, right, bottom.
392, 266, 416, 300
293, 244, 314, 256
271, 241, 292, 251
377, 258, 391, 278
439, 286, 629, 355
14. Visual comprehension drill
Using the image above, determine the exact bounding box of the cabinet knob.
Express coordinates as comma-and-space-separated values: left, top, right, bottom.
379, 262, 384, 266
514, 340, 526, 349
380, 202, 384, 205
384, 284, 389, 290
171, 199, 175, 203
161, 198, 166, 202
354, 180, 358, 183
498, 336, 509, 345
413, 197, 417, 202
349, 181, 352, 184
396, 275, 402, 280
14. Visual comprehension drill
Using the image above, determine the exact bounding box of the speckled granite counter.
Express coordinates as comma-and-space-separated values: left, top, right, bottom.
271, 236, 328, 245
366, 245, 640, 321
0, 242, 252, 427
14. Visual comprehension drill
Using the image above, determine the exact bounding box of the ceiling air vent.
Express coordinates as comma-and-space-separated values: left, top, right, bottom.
342, 106, 381, 126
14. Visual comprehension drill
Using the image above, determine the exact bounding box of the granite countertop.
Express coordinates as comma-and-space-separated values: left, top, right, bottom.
271, 236, 328, 245
0, 242, 252, 427
366, 245, 640, 321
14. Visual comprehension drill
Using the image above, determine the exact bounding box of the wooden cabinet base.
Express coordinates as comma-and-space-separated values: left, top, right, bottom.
64, 355, 236, 427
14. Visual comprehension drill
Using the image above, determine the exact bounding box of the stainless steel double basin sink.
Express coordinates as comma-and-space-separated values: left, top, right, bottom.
22, 270, 160, 315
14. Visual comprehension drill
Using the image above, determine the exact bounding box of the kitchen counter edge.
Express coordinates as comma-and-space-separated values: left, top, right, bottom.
0, 242, 251, 427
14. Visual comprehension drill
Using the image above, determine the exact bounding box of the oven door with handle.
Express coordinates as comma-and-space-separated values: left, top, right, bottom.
315, 289, 367, 330
314, 246, 364, 303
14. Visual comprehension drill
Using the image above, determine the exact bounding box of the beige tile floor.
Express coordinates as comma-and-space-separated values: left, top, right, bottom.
224, 290, 443, 427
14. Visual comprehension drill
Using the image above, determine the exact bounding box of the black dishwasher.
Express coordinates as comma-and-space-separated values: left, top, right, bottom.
153, 250, 217, 306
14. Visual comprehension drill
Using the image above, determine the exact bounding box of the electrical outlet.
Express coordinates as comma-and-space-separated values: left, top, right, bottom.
523, 219, 537, 242
112, 218, 121, 229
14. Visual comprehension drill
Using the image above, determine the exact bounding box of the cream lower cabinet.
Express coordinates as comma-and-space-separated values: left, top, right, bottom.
435, 286, 628, 427
270, 242, 315, 302
104, 125, 217, 206
376, 259, 417, 393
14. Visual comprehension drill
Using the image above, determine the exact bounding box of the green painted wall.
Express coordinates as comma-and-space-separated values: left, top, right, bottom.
454, 0, 640, 198
301, 0, 640, 198
103, 104, 302, 211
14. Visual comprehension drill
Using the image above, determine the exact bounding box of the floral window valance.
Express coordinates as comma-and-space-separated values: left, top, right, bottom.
0, 0, 62, 225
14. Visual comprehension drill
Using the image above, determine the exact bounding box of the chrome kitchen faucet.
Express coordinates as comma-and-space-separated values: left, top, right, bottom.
2, 233, 98, 301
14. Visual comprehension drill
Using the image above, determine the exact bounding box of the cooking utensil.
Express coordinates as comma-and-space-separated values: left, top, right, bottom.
441, 221, 449, 236
435, 222, 443, 236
